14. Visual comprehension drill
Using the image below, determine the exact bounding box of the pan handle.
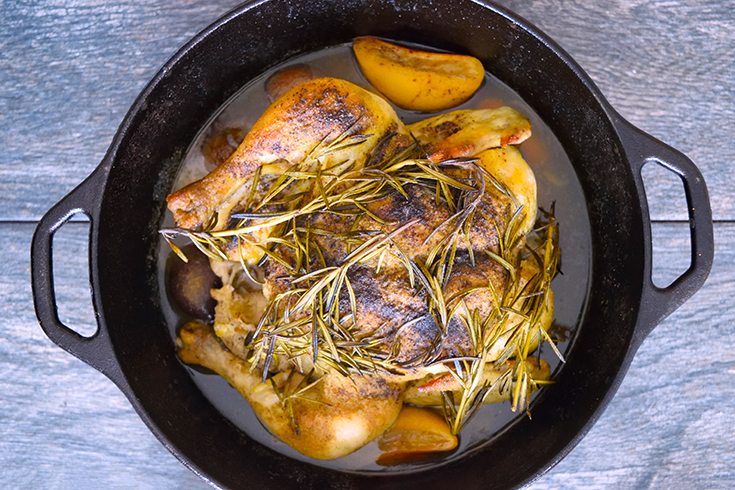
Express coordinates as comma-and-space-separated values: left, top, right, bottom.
614, 117, 714, 346
30, 164, 124, 386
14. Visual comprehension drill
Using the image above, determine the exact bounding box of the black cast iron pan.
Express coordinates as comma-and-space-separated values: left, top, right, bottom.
30, 0, 714, 489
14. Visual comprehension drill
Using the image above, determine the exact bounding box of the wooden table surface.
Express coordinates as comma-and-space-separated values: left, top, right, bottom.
2, 1, 733, 488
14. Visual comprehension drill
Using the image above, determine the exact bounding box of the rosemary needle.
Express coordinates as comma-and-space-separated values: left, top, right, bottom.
162, 128, 561, 433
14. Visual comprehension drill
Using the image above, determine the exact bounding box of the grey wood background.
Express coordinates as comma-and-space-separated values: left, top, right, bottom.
1, 0, 733, 488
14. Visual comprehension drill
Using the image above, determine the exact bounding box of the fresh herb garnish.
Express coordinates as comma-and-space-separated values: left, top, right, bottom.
162, 129, 561, 432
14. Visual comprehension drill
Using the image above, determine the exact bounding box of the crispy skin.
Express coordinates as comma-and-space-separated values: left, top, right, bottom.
443, 252, 509, 320
407, 106, 532, 160
178, 321, 402, 460
261, 239, 509, 368
167, 78, 406, 230
304, 183, 509, 270
172, 79, 552, 460
477, 146, 537, 235
256, 170, 516, 368
343, 252, 509, 363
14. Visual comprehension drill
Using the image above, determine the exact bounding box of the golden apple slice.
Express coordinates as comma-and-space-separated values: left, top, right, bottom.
353, 37, 484, 112
376, 406, 458, 464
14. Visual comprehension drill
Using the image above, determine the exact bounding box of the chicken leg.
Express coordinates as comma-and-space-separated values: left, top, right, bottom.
167, 77, 408, 231
177, 321, 403, 460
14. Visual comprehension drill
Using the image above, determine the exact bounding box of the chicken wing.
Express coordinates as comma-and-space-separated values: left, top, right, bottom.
407, 106, 531, 160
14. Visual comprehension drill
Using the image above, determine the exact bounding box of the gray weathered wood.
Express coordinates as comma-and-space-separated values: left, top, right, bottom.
529, 223, 735, 490
1, 0, 732, 489
502, 0, 735, 222
4, 221, 731, 489
1, 0, 733, 221
0, 1, 238, 221
1, 223, 206, 488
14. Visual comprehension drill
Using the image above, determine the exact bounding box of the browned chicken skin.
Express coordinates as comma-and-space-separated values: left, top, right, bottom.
262, 181, 512, 365
168, 77, 553, 461
167, 78, 407, 231
178, 321, 403, 460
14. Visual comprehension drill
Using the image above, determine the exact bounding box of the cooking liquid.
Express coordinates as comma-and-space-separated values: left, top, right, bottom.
158, 43, 591, 472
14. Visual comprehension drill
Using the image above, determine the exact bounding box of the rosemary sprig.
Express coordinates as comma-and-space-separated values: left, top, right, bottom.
162, 127, 562, 433
438, 204, 561, 432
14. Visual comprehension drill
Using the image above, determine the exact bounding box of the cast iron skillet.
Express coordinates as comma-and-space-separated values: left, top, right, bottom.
31, 0, 714, 489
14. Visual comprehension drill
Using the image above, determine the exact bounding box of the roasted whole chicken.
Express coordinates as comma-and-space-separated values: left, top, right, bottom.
164, 77, 560, 460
